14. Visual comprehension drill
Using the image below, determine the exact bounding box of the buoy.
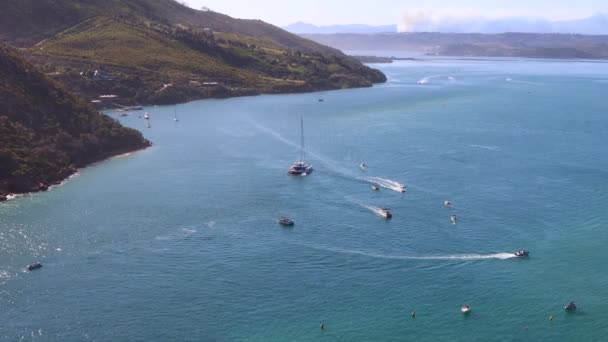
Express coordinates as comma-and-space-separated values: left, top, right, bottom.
411, 311, 416, 318
549, 315, 554, 321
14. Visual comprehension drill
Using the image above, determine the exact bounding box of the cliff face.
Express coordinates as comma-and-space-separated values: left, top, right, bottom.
1, 0, 386, 107
0, 43, 150, 200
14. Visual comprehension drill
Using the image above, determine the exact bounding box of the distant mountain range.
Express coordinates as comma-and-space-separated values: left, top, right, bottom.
284, 22, 397, 34
302, 32, 608, 60
285, 13, 608, 35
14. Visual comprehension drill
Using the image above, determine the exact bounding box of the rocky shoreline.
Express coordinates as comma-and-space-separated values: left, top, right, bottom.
0, 142, 151, 203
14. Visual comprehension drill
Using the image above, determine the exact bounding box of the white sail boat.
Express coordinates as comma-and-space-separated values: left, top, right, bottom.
174, 108, 179, 122
288, 115, 313, 176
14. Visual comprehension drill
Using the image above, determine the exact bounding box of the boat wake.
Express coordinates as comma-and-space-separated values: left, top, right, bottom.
249, 120, 409, 193
357, 203, 390, 218
155, 227, 197, 241
301, 244, 516, 261
248, 119, 362, 179
416, 75, 449, 85
366, 177, 406, 193
468, 144, 501, 151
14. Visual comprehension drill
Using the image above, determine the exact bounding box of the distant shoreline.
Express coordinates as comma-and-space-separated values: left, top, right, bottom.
353, 54, 608, 64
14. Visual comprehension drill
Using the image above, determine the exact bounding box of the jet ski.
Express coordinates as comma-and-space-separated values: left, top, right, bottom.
371, 185, 380, 191
461, 305, 472, 314
27, 262, 42, 271
514, 250, 529, 257
564, 302, 576, 311
278, 217, 294, 226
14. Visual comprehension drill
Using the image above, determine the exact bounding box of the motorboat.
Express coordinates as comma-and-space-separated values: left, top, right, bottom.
461, 305, 472, 314
451, 215, 458, 224
27, 262, 42, 271
380, 208, 392, 219
288, 116, 313, 176
119, 112, 129, 117
278, 217, 294, 226
359, 162, 367, 170
399, 185, 406, 193
514, 250, 529, 257
371, 185, 380, 191
144, 113, 150, 120
444, 200, 453, 207
564, 302, 576, 311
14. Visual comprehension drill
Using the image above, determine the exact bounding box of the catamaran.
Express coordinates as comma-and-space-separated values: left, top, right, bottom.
288, 116, 313, 176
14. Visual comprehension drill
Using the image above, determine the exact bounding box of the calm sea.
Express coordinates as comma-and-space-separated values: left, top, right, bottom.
1, 59, 607, 341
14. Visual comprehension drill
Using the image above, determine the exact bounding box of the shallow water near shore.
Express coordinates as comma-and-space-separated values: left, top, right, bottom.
1, 59, 608, 341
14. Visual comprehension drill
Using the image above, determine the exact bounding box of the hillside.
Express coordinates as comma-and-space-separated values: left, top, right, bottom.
0, 43, 150, 201
0, 0, 386, 107
302, 32, 608, 59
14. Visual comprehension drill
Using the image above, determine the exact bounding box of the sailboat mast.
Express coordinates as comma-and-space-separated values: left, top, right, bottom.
300, 115, 304, 161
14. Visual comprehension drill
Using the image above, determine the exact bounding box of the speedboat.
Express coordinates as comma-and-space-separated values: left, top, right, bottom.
451, 215, 458, 224
359, 162, 367, 170
371, 185, 380, 191
564, 302, 576, 311
514, 250, 529, 257
461, 305, 472, 314
399, 185, 406, 193
144, 113, 150, 120
380, 208, 392, 219
27, 262, 42, 271
278, 217, 294, 226
444, 200, 453, 207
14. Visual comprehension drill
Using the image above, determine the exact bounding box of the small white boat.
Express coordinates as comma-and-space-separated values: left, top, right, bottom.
174, 109, 179, 122
399, 185, 406, 193
461, 305, 471, 314
144, 113, 150, 120
359, 162, 367, 170
371, 185, 380, 191
444, 200, 453, 207
451, 215, 458, 224
278, 217, 294, 226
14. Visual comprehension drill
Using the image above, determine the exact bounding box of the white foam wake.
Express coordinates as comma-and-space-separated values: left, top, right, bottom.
366, 177, 406, 193
360, 204, 388, 218
416, 75, 445, 85
303, 245, 516, 261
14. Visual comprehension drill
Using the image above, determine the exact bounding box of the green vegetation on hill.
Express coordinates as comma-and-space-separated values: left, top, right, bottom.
0, 43, 150, 200
1, 0, 386, 107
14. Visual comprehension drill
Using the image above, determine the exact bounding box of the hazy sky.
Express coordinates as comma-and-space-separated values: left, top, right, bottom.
184, 0, 608, 26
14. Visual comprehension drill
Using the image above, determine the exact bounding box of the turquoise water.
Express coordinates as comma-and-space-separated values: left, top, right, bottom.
1, 59, 608, 341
